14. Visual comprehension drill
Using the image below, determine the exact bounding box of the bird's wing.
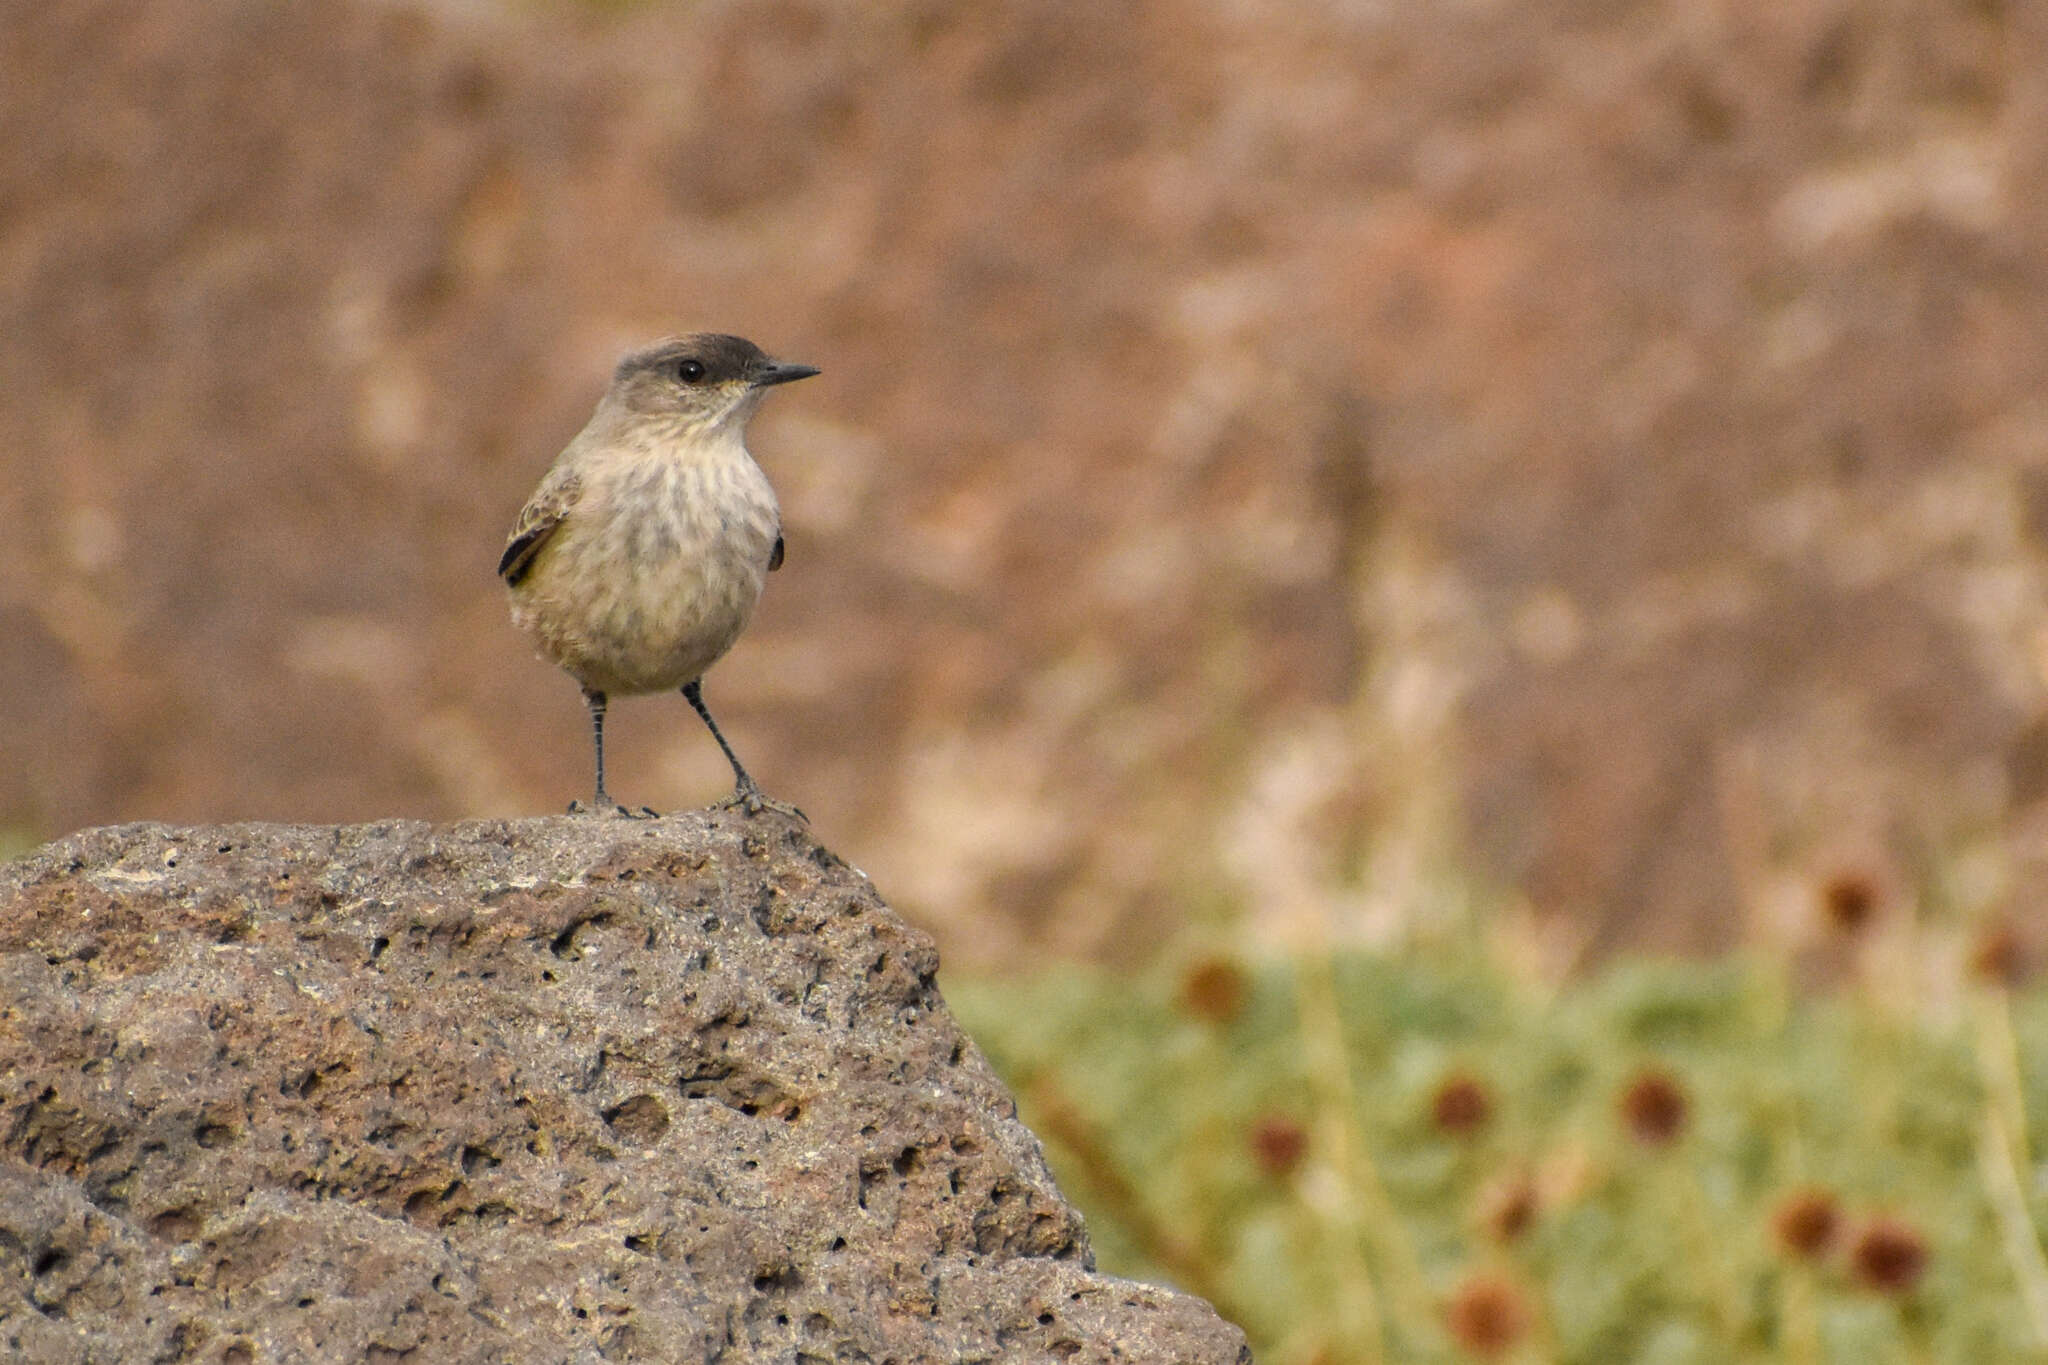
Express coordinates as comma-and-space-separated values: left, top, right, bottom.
498, 468, 582, 586
769, 532, 785, 572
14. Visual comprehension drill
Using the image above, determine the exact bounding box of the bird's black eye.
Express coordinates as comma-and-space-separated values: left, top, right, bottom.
677, 358, 706, 383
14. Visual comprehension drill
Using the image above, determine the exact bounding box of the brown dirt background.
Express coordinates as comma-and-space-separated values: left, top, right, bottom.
6, 0, 2047, 969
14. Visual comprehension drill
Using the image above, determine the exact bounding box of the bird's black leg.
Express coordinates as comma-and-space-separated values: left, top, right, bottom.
682, 679, 804, 821
568, 688, 641, 816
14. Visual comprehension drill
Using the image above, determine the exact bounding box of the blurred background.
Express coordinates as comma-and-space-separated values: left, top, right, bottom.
8, 0, 2047, 971
7, 2, 2048, 1359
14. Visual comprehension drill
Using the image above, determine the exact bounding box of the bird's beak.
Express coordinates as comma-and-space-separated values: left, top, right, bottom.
753, 361, 820, 388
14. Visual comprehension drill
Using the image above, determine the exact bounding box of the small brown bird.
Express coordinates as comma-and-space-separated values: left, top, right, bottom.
500, 333, 817, 817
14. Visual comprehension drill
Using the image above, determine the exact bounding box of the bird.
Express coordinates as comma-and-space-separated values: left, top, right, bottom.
499, 333, 817, 818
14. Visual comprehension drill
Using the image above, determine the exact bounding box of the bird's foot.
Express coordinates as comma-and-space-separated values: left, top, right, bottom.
711, 782, 806, 823
567, 798, 655, 819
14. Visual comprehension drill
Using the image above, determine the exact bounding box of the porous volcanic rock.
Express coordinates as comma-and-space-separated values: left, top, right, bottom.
0, 815, 1248, 1363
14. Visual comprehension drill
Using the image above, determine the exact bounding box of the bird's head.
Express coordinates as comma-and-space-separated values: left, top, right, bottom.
607, 333, 818, 437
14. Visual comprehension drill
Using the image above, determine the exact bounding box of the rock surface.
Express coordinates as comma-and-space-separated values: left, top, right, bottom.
0, 815, 1247, 1364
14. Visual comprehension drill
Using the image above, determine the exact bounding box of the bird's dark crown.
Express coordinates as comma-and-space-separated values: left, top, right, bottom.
616, 334, 767, 387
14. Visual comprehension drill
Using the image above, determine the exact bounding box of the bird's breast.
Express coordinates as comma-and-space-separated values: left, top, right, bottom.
513, 450, 780, 695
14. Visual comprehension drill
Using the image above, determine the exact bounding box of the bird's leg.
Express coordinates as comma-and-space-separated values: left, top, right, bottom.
568, 688, 645, 817
682, 679, 805, 821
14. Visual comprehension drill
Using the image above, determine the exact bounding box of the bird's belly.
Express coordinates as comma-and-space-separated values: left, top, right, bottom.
512, 498, 770, 696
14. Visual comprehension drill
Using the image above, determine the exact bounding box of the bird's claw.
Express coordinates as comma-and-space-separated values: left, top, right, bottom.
712, 784, 806, 823
567, 799, 653, 819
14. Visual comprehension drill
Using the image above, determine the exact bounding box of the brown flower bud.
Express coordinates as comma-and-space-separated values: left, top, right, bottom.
1478, 1172, 1540, 1244
1431, 1073, 1494, 1137
1444, 1274, 1530, 1359
1818, 868, 1885, 933
1770, 1188, 1839, 1260
1178, 957, 1248, 1024
1618, 1069, 1689, 1146
1969, 919, 2032, 989
1249, 1115, 1307, 1177
1851, 1218, 1928, 1295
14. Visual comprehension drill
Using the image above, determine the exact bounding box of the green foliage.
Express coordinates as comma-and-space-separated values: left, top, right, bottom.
948, 949, 2048, 1364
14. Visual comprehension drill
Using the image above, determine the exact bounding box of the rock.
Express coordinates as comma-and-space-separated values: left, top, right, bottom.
0, 815, 1248, 1364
